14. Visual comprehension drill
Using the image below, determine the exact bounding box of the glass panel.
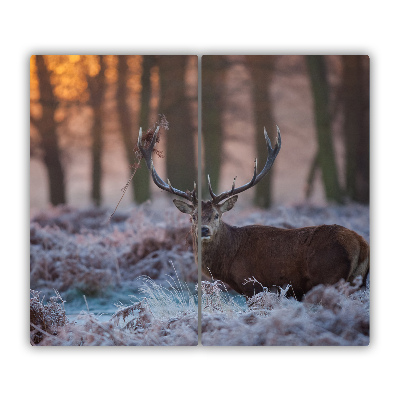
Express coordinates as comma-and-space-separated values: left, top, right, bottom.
30, 55, 199, 346
200, 55, 369, 346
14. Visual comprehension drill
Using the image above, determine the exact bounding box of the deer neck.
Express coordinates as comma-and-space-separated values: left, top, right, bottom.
191, 223, 199, 264
200, 221, 239, 280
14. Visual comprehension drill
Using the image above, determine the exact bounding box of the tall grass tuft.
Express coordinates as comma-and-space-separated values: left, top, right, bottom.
131, 263, 197, 321
32, 268, 198, 346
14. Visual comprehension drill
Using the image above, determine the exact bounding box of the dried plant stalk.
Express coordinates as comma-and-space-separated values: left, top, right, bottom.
108, 114, 169, 222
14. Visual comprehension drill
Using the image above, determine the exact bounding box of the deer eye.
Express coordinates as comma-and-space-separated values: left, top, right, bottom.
214, 214, 219, 220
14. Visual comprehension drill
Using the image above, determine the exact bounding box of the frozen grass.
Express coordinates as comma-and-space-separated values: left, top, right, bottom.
31, 273, 198, 346
197, 280, 245, 315
30, 202, 197, 294
30, 202, 198, 345
200, 277, 369, 346
31, 275, 369, 346
30, 289, 68, 345
30, 202, 369, 346
133, 272, 197, 321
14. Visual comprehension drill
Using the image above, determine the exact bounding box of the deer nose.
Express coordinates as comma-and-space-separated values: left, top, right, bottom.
201, 226, 210, 237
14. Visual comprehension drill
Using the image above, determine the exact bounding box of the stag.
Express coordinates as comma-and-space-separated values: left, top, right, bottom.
138, 126, 370, 300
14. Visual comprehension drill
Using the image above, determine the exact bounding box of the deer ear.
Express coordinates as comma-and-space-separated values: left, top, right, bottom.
219, 195, 238, 214
173, 199, 194, 214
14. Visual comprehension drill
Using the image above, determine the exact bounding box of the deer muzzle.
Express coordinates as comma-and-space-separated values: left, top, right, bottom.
201, 225, 211, 240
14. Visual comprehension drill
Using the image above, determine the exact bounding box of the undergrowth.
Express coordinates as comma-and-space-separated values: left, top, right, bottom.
30, 204, 196, 294
31, 270, 198, 346
30, 274, 369, 346
30, 289, 68, 344
30, 203, 369, 346
200, 276, 369, 346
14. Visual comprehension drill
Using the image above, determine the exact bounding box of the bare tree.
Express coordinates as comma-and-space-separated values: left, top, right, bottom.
32, 55, 66, 205
342, 55, 369, 203
87, 55, 106, 206
306, 55, 343, 203
246, 55, 277, 208
202, 56, 226, 197
135, 56, 155, 203
158, 56, 196, 191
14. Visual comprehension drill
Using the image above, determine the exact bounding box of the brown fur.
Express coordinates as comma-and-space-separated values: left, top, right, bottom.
174, 198, 370, 300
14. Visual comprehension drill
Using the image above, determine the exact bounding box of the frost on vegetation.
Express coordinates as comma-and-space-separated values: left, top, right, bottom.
200, 277, 369, 346
32, 275, 198, 346
245, 279, 294, 314
197, 280, 244, 315
133, 272, 197, 321
30, 289, 68, 344
30, 204, 199, 345
30, 204, 196, 294
30, 203, 369, 346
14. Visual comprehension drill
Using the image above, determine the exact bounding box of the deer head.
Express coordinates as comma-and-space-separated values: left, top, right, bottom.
137, 125, 281, 243
198, 126, 281, 242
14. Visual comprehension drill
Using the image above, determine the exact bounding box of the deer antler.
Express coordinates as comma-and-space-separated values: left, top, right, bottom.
137, 126, 197, 204
208, 126, 281, 204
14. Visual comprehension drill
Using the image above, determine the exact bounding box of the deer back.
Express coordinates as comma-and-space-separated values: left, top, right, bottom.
201, 221, 369, 298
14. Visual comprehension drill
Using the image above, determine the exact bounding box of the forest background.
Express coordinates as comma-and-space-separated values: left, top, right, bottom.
30, 55, 369, 211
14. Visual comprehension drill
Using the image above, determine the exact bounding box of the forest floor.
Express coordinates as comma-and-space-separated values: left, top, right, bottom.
30, 201, 369, 346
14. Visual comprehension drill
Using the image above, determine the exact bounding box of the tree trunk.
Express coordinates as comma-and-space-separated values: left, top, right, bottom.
246, 55, 276, 208
342, 55, 369, 203
134, 56, 154, 203
116, 55, 137, 203
87, 55, 106, 206
34, 55, 66, 205
306, 55, 343, 203
158, 56, 196, 192
202, 56, 225, 197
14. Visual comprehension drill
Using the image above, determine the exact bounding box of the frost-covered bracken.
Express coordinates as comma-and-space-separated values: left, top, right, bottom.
30, 204, 196, 294
30, 289, 68, 344
201, 277, 369, 346
31, 276, 198, 346
30, 202, 369, 346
